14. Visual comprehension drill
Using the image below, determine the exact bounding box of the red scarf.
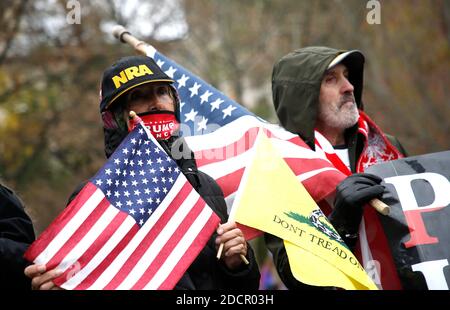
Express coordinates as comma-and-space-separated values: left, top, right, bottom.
314, 110, 404, 289
355, 111, 403, 172
315, 111, 403, 175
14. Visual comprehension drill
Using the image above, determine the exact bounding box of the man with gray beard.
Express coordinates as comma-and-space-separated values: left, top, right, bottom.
267, 47, 407, 289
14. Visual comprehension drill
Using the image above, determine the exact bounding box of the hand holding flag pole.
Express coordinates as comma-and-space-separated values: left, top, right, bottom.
215, 228, 249, 265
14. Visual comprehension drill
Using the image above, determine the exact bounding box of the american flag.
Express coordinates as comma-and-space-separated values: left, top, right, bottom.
146, 46, 346, 237
24, 123, 220, 290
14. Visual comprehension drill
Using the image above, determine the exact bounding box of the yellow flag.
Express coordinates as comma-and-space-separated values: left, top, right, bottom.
233, 129, 377, 290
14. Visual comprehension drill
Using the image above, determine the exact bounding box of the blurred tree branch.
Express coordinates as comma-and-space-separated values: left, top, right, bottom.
0, 0, 29, 64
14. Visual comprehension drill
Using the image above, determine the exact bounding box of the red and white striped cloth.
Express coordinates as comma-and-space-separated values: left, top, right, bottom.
25, 123, 220, 290
185, 115, 346, 239
314, 111, 404, 290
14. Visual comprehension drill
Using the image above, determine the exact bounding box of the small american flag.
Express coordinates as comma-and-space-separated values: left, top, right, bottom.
24, 123, 220, 290
146, 46, 346, 238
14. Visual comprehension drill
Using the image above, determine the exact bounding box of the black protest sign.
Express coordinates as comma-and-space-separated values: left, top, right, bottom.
365, 150, 450, 290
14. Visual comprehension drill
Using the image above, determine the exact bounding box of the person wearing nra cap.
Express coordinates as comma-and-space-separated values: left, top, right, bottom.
25, 56, 260, 290
267, 47, 407, 289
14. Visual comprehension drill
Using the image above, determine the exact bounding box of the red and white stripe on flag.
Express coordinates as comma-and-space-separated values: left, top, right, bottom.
185, 115, 346, 239
24, 177, 220, 290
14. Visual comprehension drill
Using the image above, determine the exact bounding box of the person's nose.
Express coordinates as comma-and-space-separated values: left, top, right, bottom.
143, 94, 165, 111
154, 97, 174, 111
341, 76, 354, 94
151, 98, 167, 110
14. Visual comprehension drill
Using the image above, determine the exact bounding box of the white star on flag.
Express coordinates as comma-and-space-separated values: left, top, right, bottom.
200, 90, 213, 104
189, 82, 201, 98
210, 98, 224, 112
197, 117, 208, 131
165, 66, 177, 78
156, 59, 165, 67
222, 105, 237, 119
184, 108, 198, 123
177, 74, 189, 89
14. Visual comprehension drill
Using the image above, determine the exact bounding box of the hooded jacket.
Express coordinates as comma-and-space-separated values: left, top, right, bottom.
267, 47, 406, 289
272, 46, 405, 171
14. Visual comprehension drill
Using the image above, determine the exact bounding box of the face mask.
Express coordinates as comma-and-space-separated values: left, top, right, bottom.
129, 110, 179, 140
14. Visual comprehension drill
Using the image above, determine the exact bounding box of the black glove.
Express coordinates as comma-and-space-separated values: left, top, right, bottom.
329, 173, 385, 242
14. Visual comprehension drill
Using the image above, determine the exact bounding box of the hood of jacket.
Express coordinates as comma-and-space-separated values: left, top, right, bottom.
271, 46, 364, 148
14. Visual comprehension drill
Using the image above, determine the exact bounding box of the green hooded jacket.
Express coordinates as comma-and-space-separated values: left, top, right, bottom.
266, 47, 406, 290
272, 46, 405, 170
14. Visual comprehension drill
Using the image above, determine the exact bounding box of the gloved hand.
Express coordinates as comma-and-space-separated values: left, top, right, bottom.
329, 173, 385, 240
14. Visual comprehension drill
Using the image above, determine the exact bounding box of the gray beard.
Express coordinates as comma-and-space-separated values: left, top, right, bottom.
318, 103, 359, 130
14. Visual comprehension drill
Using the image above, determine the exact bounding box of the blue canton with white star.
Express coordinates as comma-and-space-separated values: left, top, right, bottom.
90, 127, 180, 227
153, 52, 257, 136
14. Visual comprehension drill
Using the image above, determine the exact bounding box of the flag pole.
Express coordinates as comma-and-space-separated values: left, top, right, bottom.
369, 199, 390, 215
114, 26, 249, 265
112, 25, 148, 55
216, 242, 249, 265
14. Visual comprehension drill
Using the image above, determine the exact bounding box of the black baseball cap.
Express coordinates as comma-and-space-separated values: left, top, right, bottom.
99, 56, 174, 112
327, 50, 365, 70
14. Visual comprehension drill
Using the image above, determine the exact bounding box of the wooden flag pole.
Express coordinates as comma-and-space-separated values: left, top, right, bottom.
216, 242, 249, 265
370, 198, 390, 215
216, 243, 224, 259
112, 25, 148, 55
